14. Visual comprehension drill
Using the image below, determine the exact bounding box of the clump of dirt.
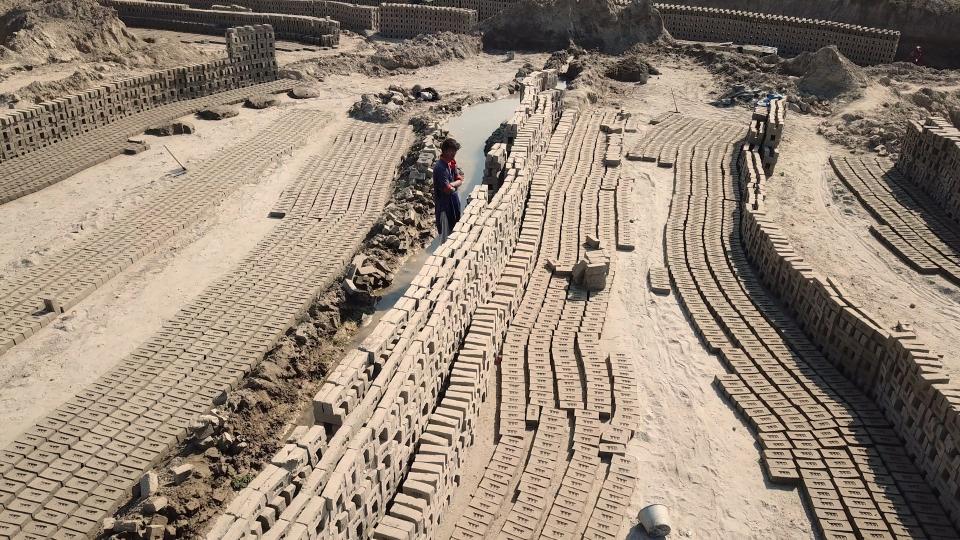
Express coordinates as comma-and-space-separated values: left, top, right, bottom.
782, 46, 867, 99
605, 53, 660, 83
481, 0, 664, 53
350, 92, 406, 123
0, 0, 139, 64
0, 66, 104, 105
197, 105, 238, 120
282, 32, 481, 81
818, 83, 960, 156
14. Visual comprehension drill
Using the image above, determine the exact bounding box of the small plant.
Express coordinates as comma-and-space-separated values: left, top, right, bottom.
230, 473, 254, 490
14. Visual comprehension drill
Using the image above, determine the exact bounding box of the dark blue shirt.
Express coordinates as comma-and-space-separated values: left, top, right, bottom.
433, 158, 462, 232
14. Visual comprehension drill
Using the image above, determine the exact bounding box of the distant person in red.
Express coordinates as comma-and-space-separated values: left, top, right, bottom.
910, 46, 924, 65
433, 138, 464, 241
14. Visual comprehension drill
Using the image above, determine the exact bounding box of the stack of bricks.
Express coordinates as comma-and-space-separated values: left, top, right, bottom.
0, 25, 280, 164
745, 98, 785, 175
206, 74, 564, 540
655, 3, 900, 66
426, 0, 520, 21
149, 0, 380, 33
829, 154, 960, 284
100, 0, 341, 46
378, 3, 476, 39
740, 155, 960, 531
896, 117, 960, 224
652, 108, 959, 538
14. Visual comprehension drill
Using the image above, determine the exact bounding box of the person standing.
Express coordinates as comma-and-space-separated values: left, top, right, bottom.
433, 138, 464, 240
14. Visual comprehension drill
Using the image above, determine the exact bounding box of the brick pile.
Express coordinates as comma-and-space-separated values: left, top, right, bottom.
739, 111, 960, 534
643, 100, 957, 539
0, 110, 329, 360
100, 0, 340, 45
132, 0, 379, 33
0, 110, 415, 539
830, 154, 960, 284
897, 117, 960, 224
378, 3, 476, 39
655, 3, 900, 66
204, 71, 562, 540
447, 105, 640, 540
654, 107, 959, 538
0, 25, 281, 168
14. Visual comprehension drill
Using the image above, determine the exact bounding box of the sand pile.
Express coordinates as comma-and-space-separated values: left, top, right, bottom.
782, 45, 867, 99
0, 0, 140, 64
481, 0, 664, 53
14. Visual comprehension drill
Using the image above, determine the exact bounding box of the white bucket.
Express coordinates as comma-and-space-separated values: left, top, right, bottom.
638, 503, 671, 537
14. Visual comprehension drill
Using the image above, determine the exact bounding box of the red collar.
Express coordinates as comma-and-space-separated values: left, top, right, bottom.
440, 156, 456, 168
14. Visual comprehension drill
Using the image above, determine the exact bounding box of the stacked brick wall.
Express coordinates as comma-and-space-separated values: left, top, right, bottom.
417, 0, 518, 22
150, 0, 379, 32
100, 0, 340, 45
655, 3, 900, 66
0, 25, 278, 163
896, 117, 960, 223
739, 109, 960, 527
378, 2, 476, 39
206, 71, 562, 540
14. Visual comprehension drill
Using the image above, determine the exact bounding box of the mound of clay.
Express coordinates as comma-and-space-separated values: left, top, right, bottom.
481, 0, 664, 53
370, 32, 480, 71
245, 95, 280, 109
349, 93, 403, 123
782, 46, 867, 99
0, 0, 140, 64
605, 54, 659, 83
289, 85, 320, 99
197, 105, 238, 120
145, 121, 195, 136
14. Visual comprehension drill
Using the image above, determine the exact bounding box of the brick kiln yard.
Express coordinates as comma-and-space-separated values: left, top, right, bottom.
2, 1, 960, 540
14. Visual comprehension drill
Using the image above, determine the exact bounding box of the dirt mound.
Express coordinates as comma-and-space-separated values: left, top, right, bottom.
605, 53, 659, 83
0, 0, 140, 64
370, 32, 480, 70
782, 46, 867, 99
481, 0, 665, 53
349, 92, 405, 123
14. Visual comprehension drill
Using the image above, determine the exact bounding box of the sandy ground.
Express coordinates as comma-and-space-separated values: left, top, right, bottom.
0, 46, 546, 447
763, 98, 960, 378
609, 71, 812, 538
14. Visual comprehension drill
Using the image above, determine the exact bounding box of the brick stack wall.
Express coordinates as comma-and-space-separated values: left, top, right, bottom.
205, 71, 562, 540
416, 0, 518, 22
0, 25, 279, 163
378, 2, 476, 39
655, 3, 900, 66
100, 0, 341, 45
897, 117, 960, 224
148, 0, 379, 33
739, 110, 960, 528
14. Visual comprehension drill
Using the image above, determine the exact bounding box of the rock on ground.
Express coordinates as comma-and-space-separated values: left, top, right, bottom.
782, 45, 867, 99
348, 93, 403, 123
289, 85, 320, 99
244, 94, 280, 109
481, 0, 664, 53
197, 105, 239, 120
145, 121, 195, 136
